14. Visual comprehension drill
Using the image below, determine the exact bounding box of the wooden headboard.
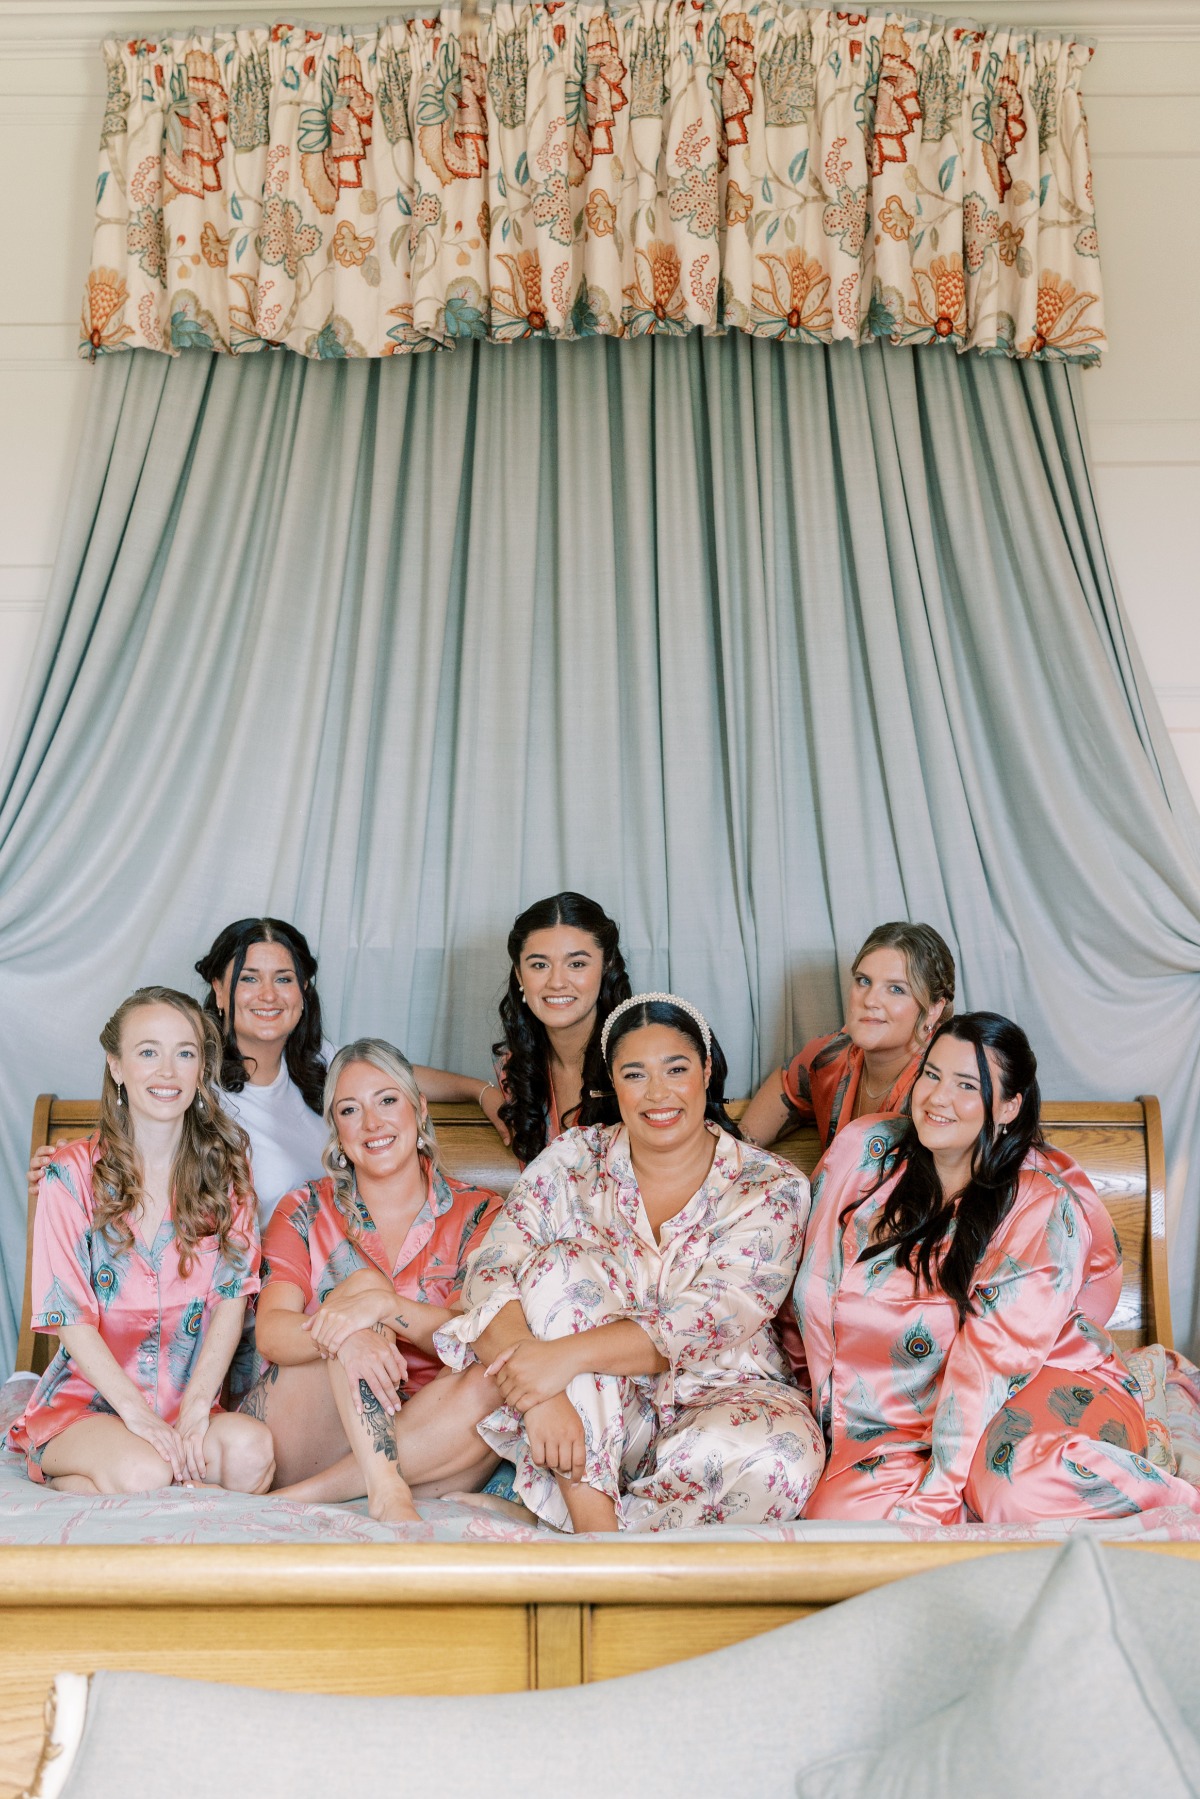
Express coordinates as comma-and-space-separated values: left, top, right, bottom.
17, 1094, 1172, 1376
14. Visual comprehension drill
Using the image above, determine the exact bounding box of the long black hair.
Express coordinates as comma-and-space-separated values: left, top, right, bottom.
195, 917, 327, 1114
856, 1012, 1043, 1321
493, 892, 631, 1165
589, 997, 742, 1140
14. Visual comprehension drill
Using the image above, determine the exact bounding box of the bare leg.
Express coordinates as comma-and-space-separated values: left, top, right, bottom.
558, 1476, 619, 1534
200, 1413, 275, 1495
40, 1417, 173, 1495
271, 1453, 365, 1505
448, 1491, 538, 1525
240, 1360, 350, 1488
326, 1359, 420, 1524
396, 1365, 501, 1499
46, 1474, 100, 1496
274, 1365, 500, 1504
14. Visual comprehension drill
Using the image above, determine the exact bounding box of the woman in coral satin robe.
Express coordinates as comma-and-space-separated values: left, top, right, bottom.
242, 1039, 504, 1523
740, 922, 956, 1153
795, 1012, 1200, 1523
438, 994, 824, 1533
7, 988, 273, 1496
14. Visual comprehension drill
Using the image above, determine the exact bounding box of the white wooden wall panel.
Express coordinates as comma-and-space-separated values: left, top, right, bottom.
1, 4, 1198, 806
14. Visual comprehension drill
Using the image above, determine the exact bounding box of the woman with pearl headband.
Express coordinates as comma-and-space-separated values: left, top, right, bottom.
436, 994, 825, 1532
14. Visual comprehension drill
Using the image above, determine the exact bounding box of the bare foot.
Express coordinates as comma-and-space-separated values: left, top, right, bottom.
445, 1490, 538, 1526
368, 1482, 422, 1525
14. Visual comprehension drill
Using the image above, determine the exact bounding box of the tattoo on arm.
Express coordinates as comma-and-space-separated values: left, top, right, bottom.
357, 1383, 399, 1462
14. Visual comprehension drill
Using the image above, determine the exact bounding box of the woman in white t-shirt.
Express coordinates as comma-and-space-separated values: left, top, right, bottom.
195, 919, 335, 1225
195, 916, 509, 1223
30, 916, 508, 1231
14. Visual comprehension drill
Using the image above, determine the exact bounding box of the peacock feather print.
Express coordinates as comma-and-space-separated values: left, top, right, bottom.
1044, 1193, 1080, 1291
44, 1159, 81, 1205
1046, 1382, 1097, 1429
843, 1371, 890, 1443
167, 1299, 206, 1386
888, 1316, 944, 1413
316, 1238, 370, 1301
982, 1403, 1033, 1482
1062, 1455, 1141, 1517
1097, 1416, 1131, 1450
39, 1274, 89, 1329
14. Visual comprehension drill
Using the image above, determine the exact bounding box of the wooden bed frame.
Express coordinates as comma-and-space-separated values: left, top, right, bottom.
0, 1094, 1187, 1797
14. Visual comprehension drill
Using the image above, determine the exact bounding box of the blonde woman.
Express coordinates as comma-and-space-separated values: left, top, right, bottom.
740, 922, 956, 1152
7, 988, 274, 1495
243, 1040, 504, 1524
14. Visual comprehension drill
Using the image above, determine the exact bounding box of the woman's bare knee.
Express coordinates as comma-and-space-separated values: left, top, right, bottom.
111, 1445, 175, 1493
210, 1417, 276, 1494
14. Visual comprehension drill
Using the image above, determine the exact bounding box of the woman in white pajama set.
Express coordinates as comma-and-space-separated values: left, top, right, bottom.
436, 994, 825, 1532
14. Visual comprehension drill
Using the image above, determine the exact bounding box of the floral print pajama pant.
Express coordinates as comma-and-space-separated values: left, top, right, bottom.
475, 1244, 825, 1532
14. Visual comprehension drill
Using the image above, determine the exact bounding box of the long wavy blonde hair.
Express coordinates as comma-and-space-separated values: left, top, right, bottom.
321, 1039, 445, 1238
94, 986, 254, 1276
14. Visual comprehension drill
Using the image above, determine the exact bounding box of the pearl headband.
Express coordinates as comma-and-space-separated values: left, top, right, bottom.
600, 992, 713, 1063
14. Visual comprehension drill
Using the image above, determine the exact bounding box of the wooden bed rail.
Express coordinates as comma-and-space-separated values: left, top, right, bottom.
18, 1093, 1173, 1374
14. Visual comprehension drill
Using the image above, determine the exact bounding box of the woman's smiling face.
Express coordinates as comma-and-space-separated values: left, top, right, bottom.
610, 1023, 711, 1157
516, 925, 605, 1035
910, 1033, 1020, 1162
212, 940, 305, 1058
107, 1002, 203, 1127
846, 947, 935, 1057
331, 1059, 423, 1180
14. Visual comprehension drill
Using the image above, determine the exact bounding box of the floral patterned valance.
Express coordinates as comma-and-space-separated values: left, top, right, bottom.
83, 5, 1105, 361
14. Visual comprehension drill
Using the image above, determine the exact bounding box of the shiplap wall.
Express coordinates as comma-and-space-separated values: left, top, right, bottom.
1, 2, 1198, 798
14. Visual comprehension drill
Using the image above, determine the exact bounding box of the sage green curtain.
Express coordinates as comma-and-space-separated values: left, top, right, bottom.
2, 338, 1200, 1372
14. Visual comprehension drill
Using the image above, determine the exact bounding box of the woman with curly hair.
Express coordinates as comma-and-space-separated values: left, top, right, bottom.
7, 988, 274, 1496
492, 892, 632, 1166
794, 1012, 1200, 1522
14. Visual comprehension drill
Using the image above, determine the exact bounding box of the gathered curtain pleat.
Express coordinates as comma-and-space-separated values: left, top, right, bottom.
2, 338, 1199, 1371
83, 5, 1103, 360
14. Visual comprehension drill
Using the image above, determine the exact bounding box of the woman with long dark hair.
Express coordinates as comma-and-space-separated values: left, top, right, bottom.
7, 989, 274, 1496
30, 915, 508, 1229
197, 916, 510, 1222
794, 1012, 1200, 1522
740, 922, 956, 1151
438, 994, 824, 1532
492, 892, 632, 1165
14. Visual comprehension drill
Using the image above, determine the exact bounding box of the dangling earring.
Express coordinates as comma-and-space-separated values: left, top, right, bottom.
115, 1082, 125, 1109
193, 1091, 207, 1116
518, 985, 526, 1002
335, 1146, 348, 1169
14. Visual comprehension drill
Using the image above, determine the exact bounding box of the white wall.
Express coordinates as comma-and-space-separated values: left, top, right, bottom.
2, 2, 1198, 795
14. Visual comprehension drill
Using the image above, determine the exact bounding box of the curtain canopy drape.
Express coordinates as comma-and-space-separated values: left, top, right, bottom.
2, 340, 1198, 1375
84, 4, 1104, 360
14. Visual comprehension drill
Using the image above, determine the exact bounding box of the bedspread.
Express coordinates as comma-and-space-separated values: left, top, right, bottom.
4, 1373, 1200, 1547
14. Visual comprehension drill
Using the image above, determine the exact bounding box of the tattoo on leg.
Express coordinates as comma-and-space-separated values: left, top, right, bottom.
358, 1383, 399, 1462
238, 1362, 279, 1423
